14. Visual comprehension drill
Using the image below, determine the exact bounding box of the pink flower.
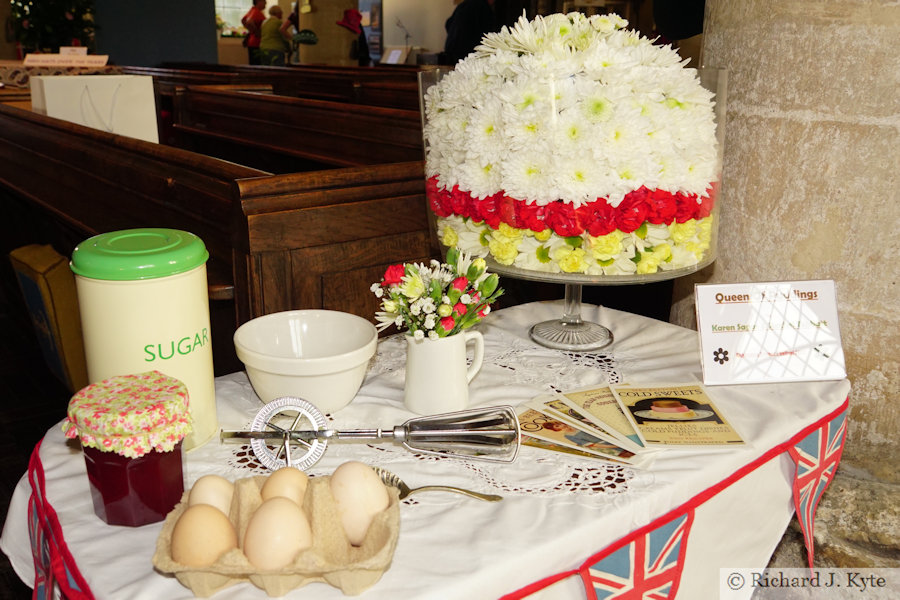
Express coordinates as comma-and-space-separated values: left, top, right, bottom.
382, 264, 405, 286
440, 316, 456, 331
453, 302, 467, 317
451, 276, 468, 292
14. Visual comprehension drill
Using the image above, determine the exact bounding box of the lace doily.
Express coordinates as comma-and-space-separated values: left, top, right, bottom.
368, 330, 620, 389
217, 331, 635, 501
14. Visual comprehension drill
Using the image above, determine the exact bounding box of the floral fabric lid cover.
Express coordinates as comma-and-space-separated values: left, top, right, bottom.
63, 371, 192, 458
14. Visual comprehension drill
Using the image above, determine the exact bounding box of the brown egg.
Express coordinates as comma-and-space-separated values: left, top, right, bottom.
260, 467, 309, 506
188, 474, 235, 516
329, 461, 390, 546
170, 504, 237, 567
243, 497, 313, 570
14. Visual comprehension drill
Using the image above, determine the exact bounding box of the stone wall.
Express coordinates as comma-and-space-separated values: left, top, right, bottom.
670, 0, 899, 567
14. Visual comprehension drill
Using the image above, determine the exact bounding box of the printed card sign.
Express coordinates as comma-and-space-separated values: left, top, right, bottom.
24, 53, 109, 67
695, 280, 846, 385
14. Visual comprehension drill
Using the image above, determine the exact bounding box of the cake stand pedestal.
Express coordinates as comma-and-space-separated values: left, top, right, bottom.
486, 258, 715, 352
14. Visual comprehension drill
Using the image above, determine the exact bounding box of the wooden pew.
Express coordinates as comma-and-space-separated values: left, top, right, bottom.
121, 63, 423, 112
170, 84, 423, 173
0, 103, 434, 374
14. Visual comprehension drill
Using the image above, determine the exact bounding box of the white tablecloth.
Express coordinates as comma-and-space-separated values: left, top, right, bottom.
1, 301, 850, 599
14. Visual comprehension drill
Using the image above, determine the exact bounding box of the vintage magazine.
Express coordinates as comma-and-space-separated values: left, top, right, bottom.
516, 406, 642, 466
525, 394, 643, 454
521, 435, 603, 460
557, 386, 645, 452
610, 382, 745, 447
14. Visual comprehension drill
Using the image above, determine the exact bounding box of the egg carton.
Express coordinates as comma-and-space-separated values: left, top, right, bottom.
153, 475, 400, 597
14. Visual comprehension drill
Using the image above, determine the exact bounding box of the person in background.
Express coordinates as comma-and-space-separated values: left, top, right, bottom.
259, 5, 290, 66
440, 0, 498, 66
241, 0, 267, 65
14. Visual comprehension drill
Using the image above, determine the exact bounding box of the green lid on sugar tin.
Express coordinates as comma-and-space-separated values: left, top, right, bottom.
70, 228, 209, 281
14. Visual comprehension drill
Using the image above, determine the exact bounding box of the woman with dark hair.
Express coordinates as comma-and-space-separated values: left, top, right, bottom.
241, 0, 267, 65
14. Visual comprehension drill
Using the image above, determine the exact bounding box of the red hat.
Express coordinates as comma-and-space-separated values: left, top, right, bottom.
336, 9, 363, 35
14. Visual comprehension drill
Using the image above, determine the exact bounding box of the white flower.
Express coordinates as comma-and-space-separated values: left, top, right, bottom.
424, 12, 718, 205
413, 329, 425, 341
374, 311, 398, 331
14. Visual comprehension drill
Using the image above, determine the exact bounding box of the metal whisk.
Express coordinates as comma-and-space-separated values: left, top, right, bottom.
220, 397, 520, 471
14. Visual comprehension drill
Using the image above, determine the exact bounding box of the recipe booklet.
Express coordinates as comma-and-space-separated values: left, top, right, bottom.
516, 406, 641, 466
525, 394, 641, 453
557, 386, 645, 452
609, 382, 745, 448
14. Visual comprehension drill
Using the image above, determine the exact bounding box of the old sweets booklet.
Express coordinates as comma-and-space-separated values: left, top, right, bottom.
610, 382, 744, 447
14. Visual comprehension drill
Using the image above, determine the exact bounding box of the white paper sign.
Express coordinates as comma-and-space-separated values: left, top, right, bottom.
24, 53, 109, 67
695, 280, 846, 385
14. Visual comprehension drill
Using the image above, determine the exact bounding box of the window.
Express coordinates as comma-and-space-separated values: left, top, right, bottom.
215, 0, 250, 35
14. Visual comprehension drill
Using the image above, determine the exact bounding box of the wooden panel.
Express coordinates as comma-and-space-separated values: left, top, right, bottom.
288, 231, 435, 320
174, 86, 422, 169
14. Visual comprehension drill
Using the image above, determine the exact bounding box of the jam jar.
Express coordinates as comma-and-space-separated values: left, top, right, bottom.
63, 371, 192, 527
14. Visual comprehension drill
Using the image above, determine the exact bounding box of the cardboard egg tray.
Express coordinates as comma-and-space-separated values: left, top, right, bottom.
153, 475, 400, 597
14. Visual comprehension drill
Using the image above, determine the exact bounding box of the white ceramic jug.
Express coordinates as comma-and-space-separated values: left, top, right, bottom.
403, 330, 484, 415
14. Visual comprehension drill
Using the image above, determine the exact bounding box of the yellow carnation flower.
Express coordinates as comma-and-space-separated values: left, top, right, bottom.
668, 220, 697, 244
589, 231, 625, 261
534, 228, 552, 242
553, 247, 589, 273
636, 254, 661, 274
498, 222, 524, 239
441, 225, 459, 247
651, 243, 672, 262
697, 217, 713, 243
488, 236, 520, 265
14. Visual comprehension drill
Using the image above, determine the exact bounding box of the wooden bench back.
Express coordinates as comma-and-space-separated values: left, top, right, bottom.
171, 85, 424, 173
0, 103, 434, 373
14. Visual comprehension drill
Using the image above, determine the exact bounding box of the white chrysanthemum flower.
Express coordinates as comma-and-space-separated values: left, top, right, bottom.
663, 245, 700, 270
374, 311, 398, 331
413, 329, 425, 341
513, 236, 561, 272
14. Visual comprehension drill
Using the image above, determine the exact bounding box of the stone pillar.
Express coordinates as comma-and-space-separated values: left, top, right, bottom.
670, 0, 900, 567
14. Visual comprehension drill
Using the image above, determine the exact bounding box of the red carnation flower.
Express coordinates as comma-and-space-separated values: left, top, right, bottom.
576, 199, 617, 237
382, 264, 405, 286
544, 201, 584, 237
645, 188, 678, 225
517, 200, 546, 232
674, 193, 699, 223
614, 194, 650, 233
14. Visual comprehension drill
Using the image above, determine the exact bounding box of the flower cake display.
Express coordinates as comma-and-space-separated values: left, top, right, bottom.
423, 12, 721, 276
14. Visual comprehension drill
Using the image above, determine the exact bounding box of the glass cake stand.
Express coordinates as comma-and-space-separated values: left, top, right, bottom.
486, 255, 717, 352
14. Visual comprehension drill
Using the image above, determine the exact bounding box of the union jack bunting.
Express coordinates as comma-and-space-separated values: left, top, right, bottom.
582, 511, 694, 600
787, 410, 847, 569
27, 440, 94, 600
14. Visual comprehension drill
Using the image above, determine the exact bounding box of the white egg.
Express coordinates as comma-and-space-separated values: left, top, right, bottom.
260, 467, 309, 506
188, 474, 235, 516
243, 497, 313, 570
329, 461, 390, 546
171, 504, 238, 567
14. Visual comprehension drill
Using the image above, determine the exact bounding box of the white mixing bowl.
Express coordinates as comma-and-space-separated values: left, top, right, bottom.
233, 310, 377, 413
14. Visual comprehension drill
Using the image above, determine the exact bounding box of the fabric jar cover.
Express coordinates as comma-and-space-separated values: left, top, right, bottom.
63, 371, 192, 458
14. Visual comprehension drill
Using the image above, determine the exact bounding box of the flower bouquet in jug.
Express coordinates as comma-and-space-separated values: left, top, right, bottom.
370, 248, 504, 339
